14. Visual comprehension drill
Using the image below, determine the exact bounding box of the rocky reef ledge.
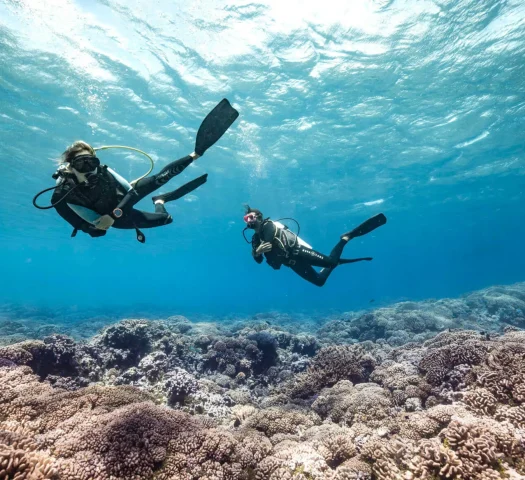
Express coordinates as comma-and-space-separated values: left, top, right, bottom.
0, 282, 524, 479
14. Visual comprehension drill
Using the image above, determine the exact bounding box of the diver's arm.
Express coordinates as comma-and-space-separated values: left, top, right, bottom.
252, 235, 264, 264
53, 195, 89, 230
53, 199, 106, 237
252, 250, 264, 264
260, 221, 276, 243
111, 189, 140, 218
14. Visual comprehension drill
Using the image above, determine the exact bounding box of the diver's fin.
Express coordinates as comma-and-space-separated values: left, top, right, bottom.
342, 213, 387, 240
152, 174, 208, 204
195, 99, 239, 156
339, 257, 373, 264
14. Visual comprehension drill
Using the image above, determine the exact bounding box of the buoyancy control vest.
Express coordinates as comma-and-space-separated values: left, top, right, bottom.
258, 219, 312, 269
63, 167, 133, 223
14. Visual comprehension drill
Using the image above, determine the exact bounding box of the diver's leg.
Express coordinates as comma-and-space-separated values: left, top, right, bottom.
133, 155, 195, 199
294, 235, 360, 267
326, 239, 348, 263
151, 174, 208, 204
155, 203, 168, 214
339, 257, 373, 264
317, 266, 336, 285
293, 246, 340, 268
112, 208, 173, 229
290, 262, 331, 287
132, 209, 173, 229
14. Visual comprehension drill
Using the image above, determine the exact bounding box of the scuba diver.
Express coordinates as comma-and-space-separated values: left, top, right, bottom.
243, 206, 387, 287
33, 99, 239, 243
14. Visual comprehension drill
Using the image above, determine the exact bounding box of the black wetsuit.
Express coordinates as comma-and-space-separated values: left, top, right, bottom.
251, 220, 351, 287
52, 155, 193, 237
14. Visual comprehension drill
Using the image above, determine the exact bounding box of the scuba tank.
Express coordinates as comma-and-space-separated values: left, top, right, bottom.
272, 221, 312, 250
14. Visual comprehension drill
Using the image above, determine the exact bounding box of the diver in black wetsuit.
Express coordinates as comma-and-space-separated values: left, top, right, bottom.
34, 99, 239, 242
50, 141, 206, 240
244, 206, 387, 287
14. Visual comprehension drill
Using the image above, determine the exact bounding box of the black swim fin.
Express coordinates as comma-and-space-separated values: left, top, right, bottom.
195, 99, 239, 156
152, 174, 208, 203
339, 257, 373, 264
342, 213, 387, 240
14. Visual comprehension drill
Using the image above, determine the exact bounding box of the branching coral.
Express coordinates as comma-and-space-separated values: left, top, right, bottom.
245, 407, 321, 437
312, 381, 393, 428
419, 337, 489, 385
0, 445, 57, 480
255, 441, 331, 480
286, 344, 378, 399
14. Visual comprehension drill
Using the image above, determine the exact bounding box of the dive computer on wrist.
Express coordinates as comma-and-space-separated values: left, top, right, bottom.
112, 208, 123, 219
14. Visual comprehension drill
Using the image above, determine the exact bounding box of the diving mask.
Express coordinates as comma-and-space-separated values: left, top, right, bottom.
69, 154, 100, 173
243, 213, 258, 225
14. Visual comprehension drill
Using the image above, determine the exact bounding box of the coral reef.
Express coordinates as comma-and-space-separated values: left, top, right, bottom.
318, 282, 525, 346
1, 282, 525, 479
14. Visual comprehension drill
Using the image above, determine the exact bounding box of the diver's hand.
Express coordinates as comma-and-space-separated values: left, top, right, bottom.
93, 214, 115, 230
256, 242, 272, 255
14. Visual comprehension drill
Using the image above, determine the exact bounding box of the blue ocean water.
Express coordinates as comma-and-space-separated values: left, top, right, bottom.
0, 0, 524, 317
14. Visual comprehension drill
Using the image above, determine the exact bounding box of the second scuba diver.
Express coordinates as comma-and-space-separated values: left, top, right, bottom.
34, 99, 239, 242
243, 207, 387, 287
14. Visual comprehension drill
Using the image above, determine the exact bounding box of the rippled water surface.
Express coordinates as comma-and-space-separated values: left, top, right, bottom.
0, 0, 524, 314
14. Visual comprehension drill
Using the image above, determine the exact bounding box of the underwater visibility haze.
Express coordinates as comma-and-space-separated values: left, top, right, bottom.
0, 0, 524, 315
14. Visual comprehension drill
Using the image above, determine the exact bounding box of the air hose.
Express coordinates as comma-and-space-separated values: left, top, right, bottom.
93, 145, 154, 185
